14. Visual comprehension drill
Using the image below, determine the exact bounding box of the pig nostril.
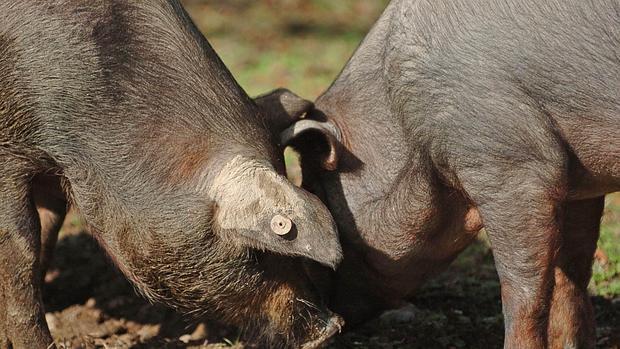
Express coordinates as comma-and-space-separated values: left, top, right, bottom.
271, 215, 293, 236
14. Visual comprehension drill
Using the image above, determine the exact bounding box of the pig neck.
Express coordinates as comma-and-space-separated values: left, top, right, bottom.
319, 108, 449, 263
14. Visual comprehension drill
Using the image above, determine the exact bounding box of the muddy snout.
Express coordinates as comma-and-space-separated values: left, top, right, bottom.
301, 312, 345, 349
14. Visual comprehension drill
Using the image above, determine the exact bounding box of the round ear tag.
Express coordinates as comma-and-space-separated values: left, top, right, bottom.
271, 215, 293, 236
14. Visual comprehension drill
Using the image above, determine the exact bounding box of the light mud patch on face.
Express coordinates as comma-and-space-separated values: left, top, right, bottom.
199, 155, 343, 268
204, 155, 307, 231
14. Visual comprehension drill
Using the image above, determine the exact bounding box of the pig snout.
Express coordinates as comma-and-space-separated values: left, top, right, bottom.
294, 258, 344, 348
240, 253, 342, 348
301, 313, 344, 349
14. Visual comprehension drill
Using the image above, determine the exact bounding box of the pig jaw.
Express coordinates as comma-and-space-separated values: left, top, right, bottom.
120, 231, 341, 348
255, 282, 343, 349
301, 315, 344, 349
243, 253, 344, 348
202, 154, 343, 268
205, 252, 343, 348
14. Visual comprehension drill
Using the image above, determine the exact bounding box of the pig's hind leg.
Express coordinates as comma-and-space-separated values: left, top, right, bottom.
0, 155, 54, 348
548, 197, 603, 349
32, 174, 67, 279
450, 112, 568, 348
0, 286, 9, 349
464, 174, 564, 349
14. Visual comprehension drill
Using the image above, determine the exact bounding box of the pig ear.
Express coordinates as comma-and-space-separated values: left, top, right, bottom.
254, 88, 314, 131
281, 119, 341, 171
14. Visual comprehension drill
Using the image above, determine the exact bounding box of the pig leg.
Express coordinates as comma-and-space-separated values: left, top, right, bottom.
548, 197, 603, 349
0, 284, 9, 349
457, 155, 565, 348
478, 187, 561, 349
32, 174, 67, 278
0, 159, 53, 348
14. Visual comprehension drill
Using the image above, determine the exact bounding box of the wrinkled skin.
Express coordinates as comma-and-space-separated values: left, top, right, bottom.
280, 1, 620, 348
0, 1, 343, 348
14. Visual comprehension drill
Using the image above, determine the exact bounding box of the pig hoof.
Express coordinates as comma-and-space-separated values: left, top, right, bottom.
271, 215, 293, 236
301, 314, 344, 349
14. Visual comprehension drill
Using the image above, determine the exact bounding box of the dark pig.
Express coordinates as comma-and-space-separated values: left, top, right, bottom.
278, 0, 620, 348
0, 1, 343, 348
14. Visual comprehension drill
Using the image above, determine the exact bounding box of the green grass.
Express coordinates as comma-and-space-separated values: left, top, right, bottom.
593, 197, 620, 297
183, 0, 389, 99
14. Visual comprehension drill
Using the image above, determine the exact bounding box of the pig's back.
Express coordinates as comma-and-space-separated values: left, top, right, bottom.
0, 0, 252, 163
392, 0, 618, 114
0, 1, 139, 156
391, 0, 619, 183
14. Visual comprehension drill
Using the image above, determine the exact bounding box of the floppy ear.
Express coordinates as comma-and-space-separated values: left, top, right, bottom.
207, 155, 342, 268
254, 88, 314, 132
281, 118, 341, 171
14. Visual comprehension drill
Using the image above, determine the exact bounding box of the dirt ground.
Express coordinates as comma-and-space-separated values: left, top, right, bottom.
45, 201, 620, 349
44, 218, 237, 349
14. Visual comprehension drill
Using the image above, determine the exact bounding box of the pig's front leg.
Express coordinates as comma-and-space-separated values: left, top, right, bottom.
0, 155, 53, 349
548, 197, 603, 349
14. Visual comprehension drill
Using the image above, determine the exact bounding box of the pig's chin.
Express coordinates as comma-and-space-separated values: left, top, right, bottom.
300, 313, 344, 349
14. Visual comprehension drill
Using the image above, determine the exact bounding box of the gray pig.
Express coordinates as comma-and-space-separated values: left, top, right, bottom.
0, 1, 343, 348
279, 0, 620, 348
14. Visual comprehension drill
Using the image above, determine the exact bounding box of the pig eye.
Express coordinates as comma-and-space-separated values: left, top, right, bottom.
270, 214, 293, 236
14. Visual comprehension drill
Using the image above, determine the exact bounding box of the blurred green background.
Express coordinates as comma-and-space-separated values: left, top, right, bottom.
181, 1, 620, 347
182, 0, 390, 99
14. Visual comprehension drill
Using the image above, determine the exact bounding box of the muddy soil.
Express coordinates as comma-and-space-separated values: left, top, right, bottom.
44, 217, 243, 349
43, 214, 619, 349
